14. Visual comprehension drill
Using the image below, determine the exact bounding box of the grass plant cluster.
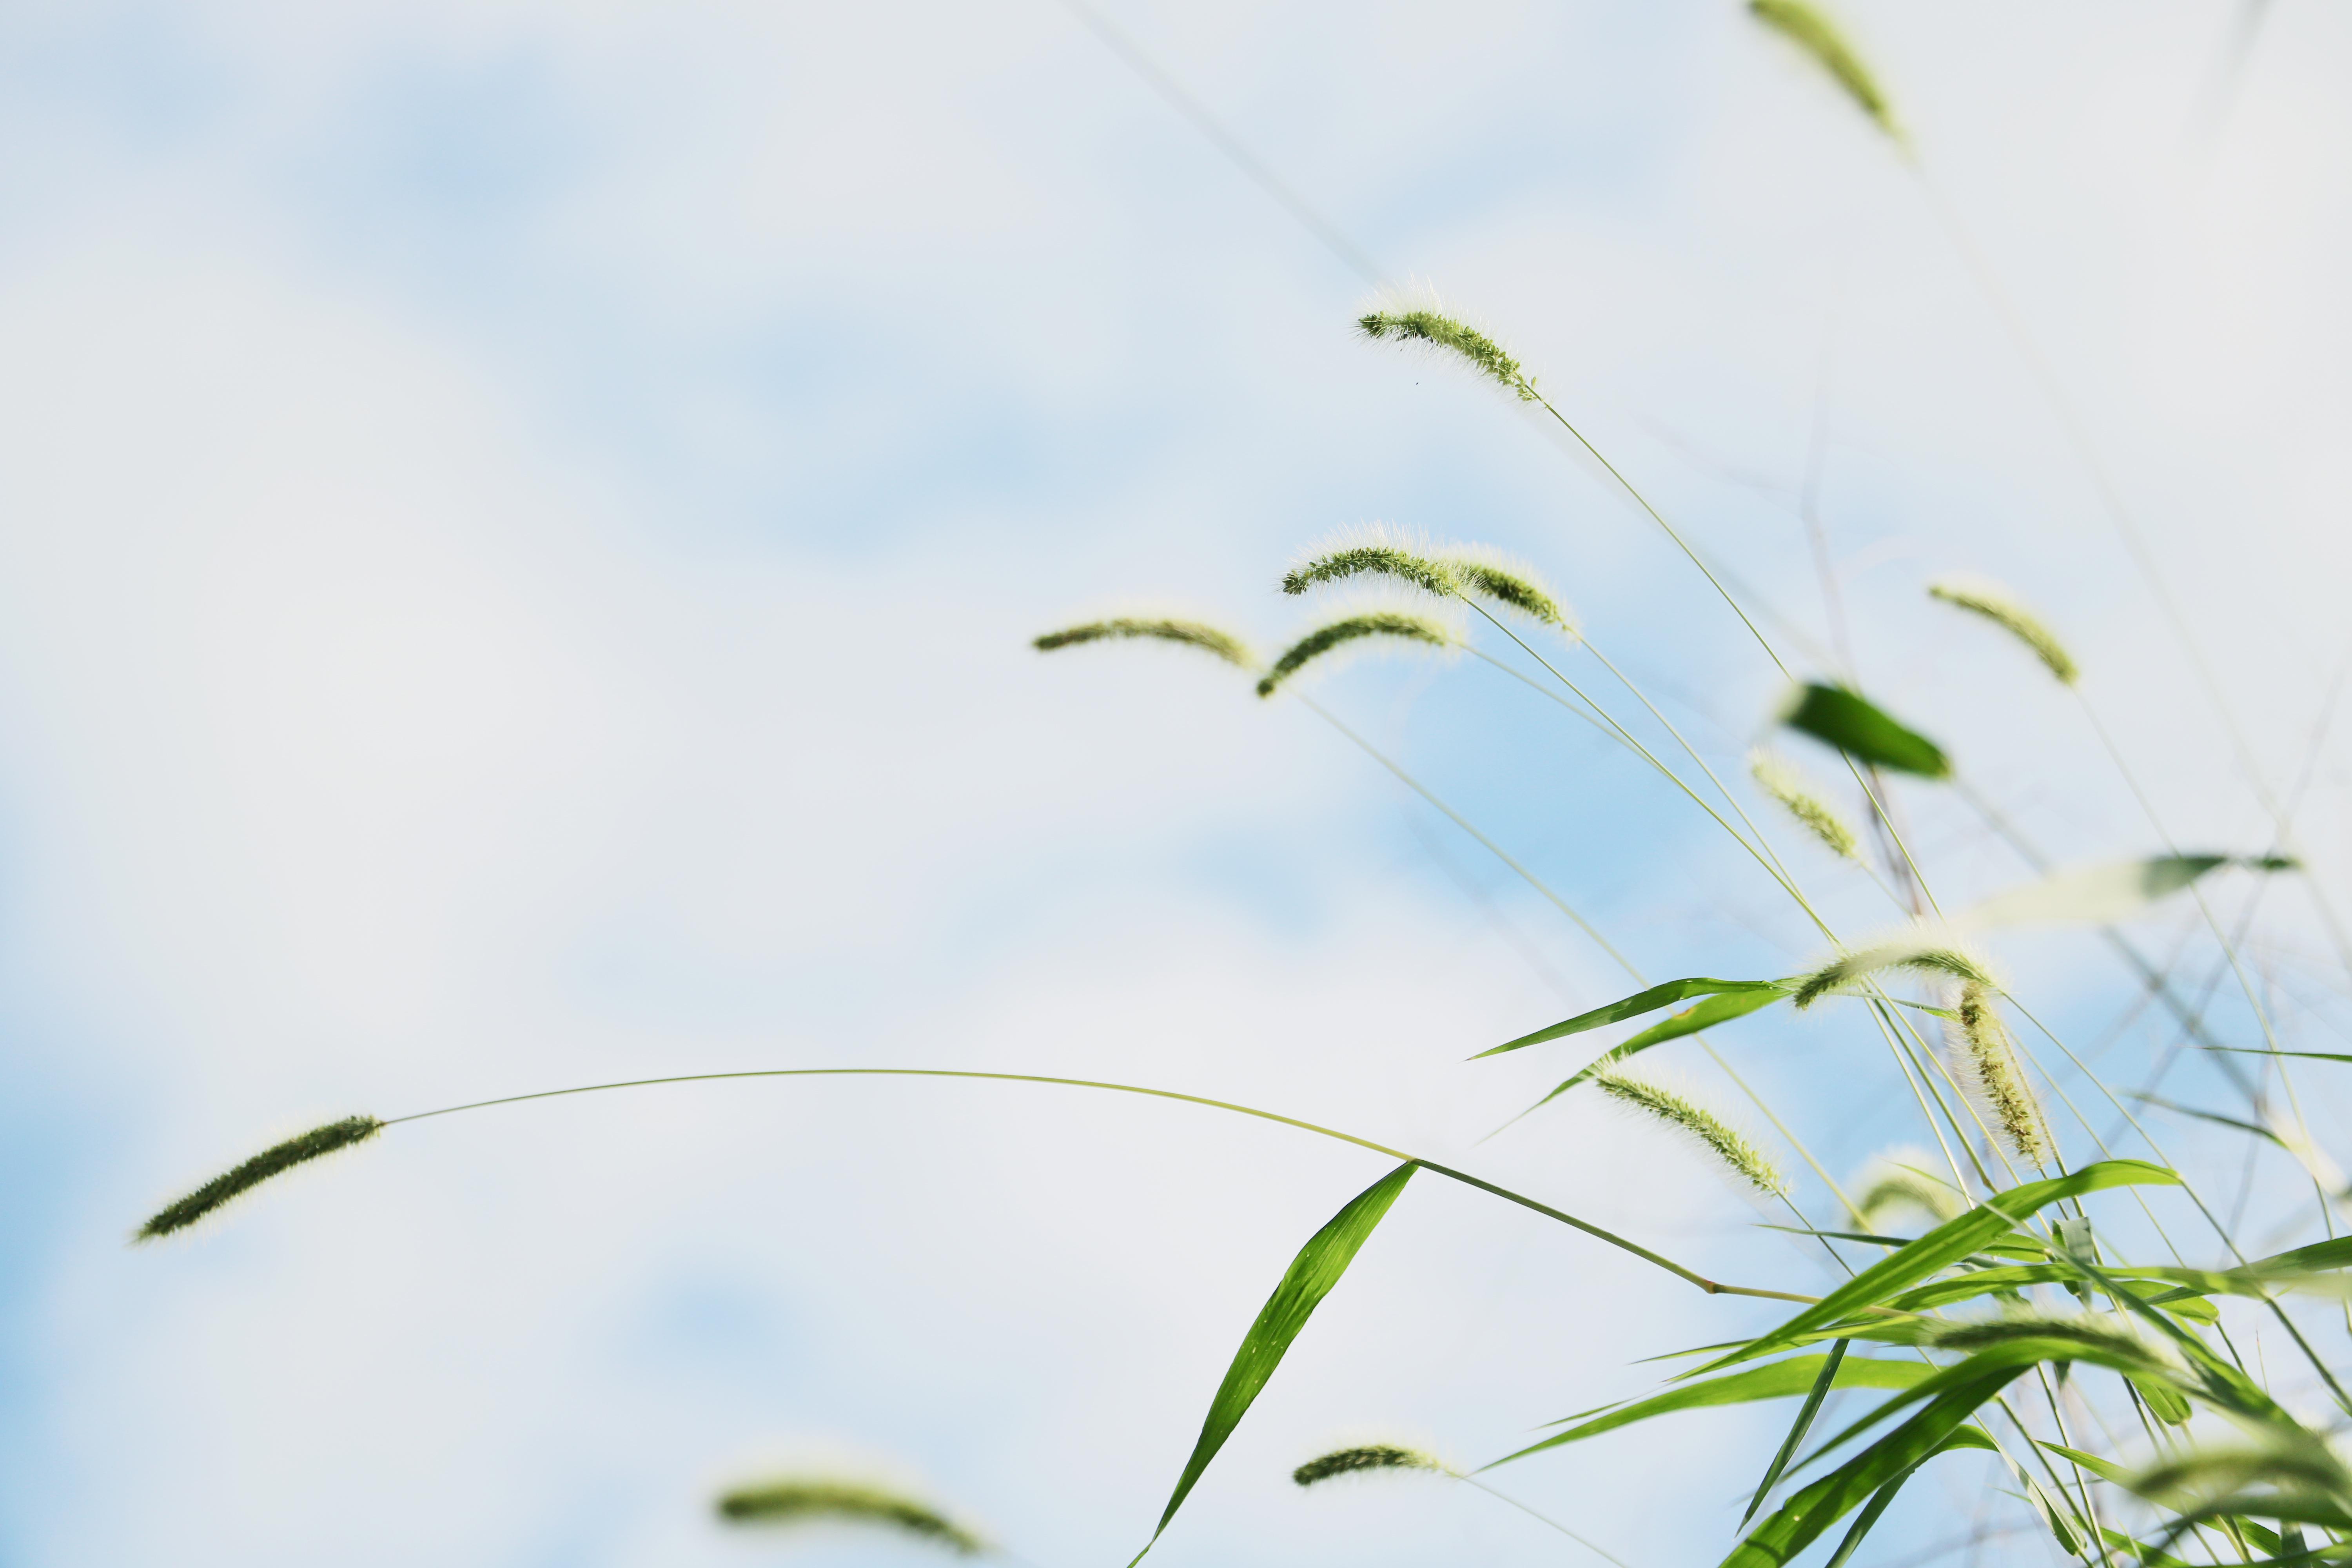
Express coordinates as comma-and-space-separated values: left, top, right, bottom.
132, 4, 2352, 1564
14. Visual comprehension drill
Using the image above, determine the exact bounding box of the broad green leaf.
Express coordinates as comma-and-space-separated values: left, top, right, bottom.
1688, 1161, 2181, 1377
1958, 855, 2230, 930
1135, 1162, 1416, 1558
2099, 1525, 2193, 1568
1820, 1431, 1995, 1568
1746, 1341, 1847, 1524
1779, 684, 1950, 779
1723, 1365, 2031, 1567
1475, 978, 1788, 1058
1491, 1354, 1932, 1467
2132, 1375, 2194, 1425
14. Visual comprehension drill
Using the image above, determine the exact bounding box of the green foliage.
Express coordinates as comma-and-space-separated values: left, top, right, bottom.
1779, 682, 1951, 778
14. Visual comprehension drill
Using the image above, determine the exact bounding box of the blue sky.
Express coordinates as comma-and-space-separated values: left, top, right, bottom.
3, 2, 2351, 1564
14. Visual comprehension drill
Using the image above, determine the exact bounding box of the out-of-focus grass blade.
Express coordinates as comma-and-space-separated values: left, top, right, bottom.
2043, 1442, 2132, 1487
1723, 1372, 2027, 1567
2098, 1525, 2194, 1568
1475, 978, 1788, 1058
1744, 1341, 1847, 1523
1688, 1160, 2180, 1377
1819, 1429, 1998, 1568
1958, 855, 2232, 929
1490, 1352, 1931, 1467
1131, 1161, 1417, 1563
2209, 1047, 2352, 1065
1779, 684, 1950, 779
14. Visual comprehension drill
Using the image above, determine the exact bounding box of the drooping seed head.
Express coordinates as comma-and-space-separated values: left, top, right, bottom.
1033, 614, 1254, 670
1255, 595, 1466, 699
1282, 524, 1461, 599
1749, 0, 1900, 141
1923, 1306, 2180, 1375
1436, 544, 1575, 633
1591, 1065, 1789, 1198
1949, 983, 2051, 1165
1791, 926, 2001, 1009
2125, 1429, 2352, 1517
136, 1115, 384, 1241
1928, 575, 2078, 685
716, 1479, 987, 1555
1749, 749, 1861, 862
1292, 1444, 1450, 1488
1852, 1146, 1968, 1230
1357, 295, 1535, 401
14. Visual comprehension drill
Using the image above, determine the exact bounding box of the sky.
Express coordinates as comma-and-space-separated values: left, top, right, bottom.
2, 1, 2351, 1565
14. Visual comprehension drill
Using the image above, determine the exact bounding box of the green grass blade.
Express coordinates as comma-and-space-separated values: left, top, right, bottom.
1489, 1354, 1931, 1468
1724, 1376, 2026, 1567
1475, 979, 1788, 1058
1745, 1340, 1848, 1523
2042, 1443, 2132, 1487
1136, 1161, 1418, 1557
1687, 1160, 2179, 1376
2207, 1048, 2352, 1065
1958, 855, 2230, 929
1779, 684, 1950, 779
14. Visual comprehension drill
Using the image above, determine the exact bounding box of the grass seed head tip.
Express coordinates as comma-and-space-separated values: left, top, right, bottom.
1592, 1065, 1789, 1197
1356, 291, 1535, 401
1749, 748, 1861, 862
136, 1115, 384, 1241
1949, 982, 2051, 1165
1292, 1444, 1448, 1487
1749, 0, 1900, 139
716, 1478, 986, 1555
1283, 524, 1459, 599
1436, 543, 1574, 632
1927, 575, 2077, 684
1032, 613, 1254, 670
1791, 926, 2000, 1009
1255, 594, 1466, 699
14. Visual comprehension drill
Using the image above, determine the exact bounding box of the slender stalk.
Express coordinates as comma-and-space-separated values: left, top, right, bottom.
387, 1065, 1817, 1305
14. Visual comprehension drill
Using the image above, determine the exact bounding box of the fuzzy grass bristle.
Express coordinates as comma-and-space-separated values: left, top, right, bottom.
1033, 616, 1254, 669
1282, 525, 1459, 599
1438, 545, 1573, 632
1357, 302, 1534, 401
1749, 0, 1899, 140
136, 1115, 383, 1241
1592, 1066, 1788, 1197
715, 1479, 986, 1554
1791, 927, 2000, 1009
1928, 576, 2078, 684
1749, 749, 1860, 862
1292, 1444, 1449, 1488
1853, 1147, 1967, 1230
1950, 983, 2052, 1165
1255, 597, 1465, 699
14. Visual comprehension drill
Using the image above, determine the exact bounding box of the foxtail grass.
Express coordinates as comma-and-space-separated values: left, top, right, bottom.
1853, 1147, 1967, 1229
1923, 1307, 2181, 1374
1791, 927, 2000, 1009
1749, 749, 1860, 862
1949, 983, 2052, 1165
716, 1478, 987, 1554
1929, 576, 2078, 684
1034, 615, 1254, 669
136, 1116, 381, 1240
1283, 526, 1574, 633
1591, 1066, 1789, 1198
1256, 597, 1464, 698
1292, 1444, 1450, 1486
1357, 301, 1534, 401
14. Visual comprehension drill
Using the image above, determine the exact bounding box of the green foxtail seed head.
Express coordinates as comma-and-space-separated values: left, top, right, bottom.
715, 1479, 987, 1555
1853, 1147, 1967, 1230
1748, 748, 1861, 862
2125, 1430, 2352, 1517
1282, 524, 1461, 599
1032, 615, 1254, 670
1591, 1065, 1789, 1198
1923, 1306, 2180, 1375
1292, 1444, 1451, 1488
1255, 595, 1465, 699
1749, 0, 1900, 140
136, 1115, 383, 1241
1951, 982, 2051, 1165
1436, 544, 1575, 633
1791, 926, 2000, 1009
1927, 575, 2078, 684
1357, 298, 1535, 401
